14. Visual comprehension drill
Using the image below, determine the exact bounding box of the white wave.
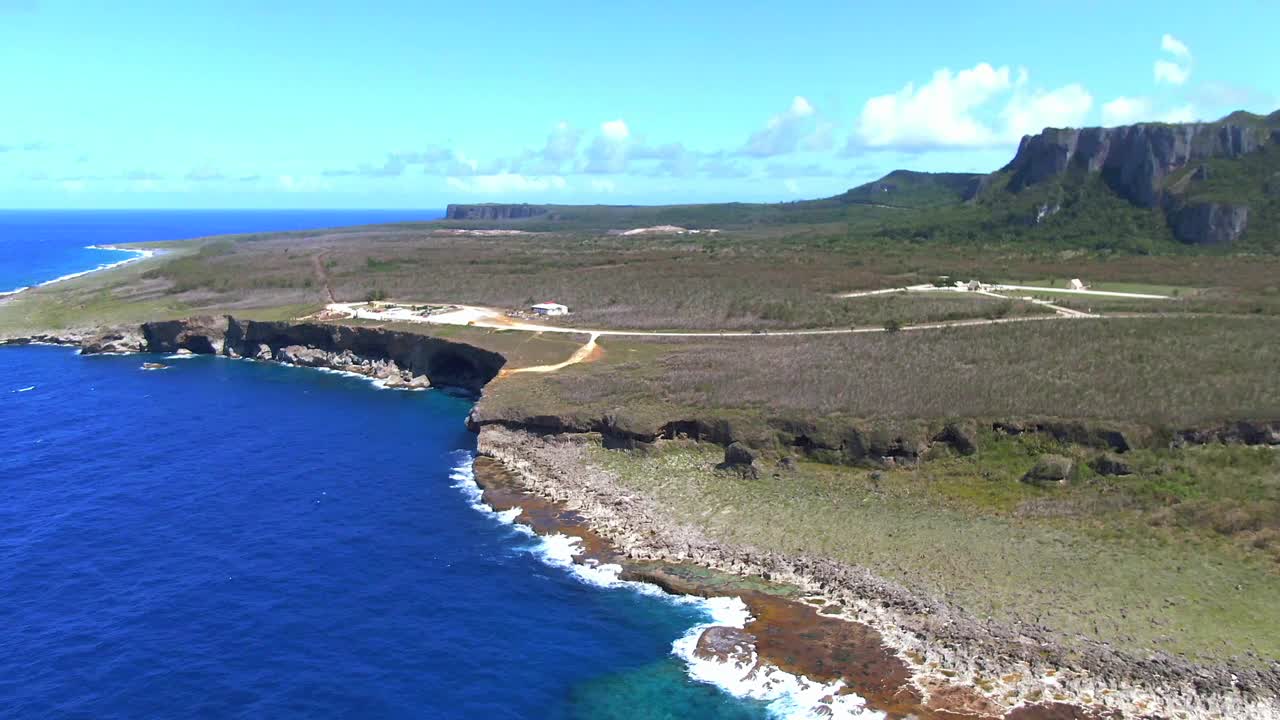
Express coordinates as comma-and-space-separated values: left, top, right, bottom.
672, 610, 884, 720
15, 385, 36, 393
1, 245, 161, 297
445, 450, 883, 719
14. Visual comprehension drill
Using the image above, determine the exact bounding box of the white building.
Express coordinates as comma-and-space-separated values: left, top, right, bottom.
530, 302, 569, 316
1069, 278, 1086, 291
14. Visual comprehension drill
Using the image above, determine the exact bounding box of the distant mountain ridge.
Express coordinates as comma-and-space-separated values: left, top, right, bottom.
438, 110, 1280, 251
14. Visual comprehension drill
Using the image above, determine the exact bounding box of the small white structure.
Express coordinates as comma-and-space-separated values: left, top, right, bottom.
530, 302, 569, 317
1069, 278, 1086, 291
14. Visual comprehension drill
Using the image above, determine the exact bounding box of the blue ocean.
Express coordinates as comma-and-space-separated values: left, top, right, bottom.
0, 212, 790, 719
0, 210, 447, 295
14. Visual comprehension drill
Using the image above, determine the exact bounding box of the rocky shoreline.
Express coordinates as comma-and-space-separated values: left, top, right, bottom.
475, 425, 1280, 720
6, 317, 1278, 717
0, 316, 506, 393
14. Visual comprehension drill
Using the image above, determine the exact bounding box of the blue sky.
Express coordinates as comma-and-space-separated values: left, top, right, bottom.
2, 0, 1277, 209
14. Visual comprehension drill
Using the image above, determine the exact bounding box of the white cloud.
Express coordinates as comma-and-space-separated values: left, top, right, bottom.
1154, 60, 1191, 86
446, 173, 567, 193
1003, 83, 1093, 137
740, 96, 828, 157
1101, 97, 1198, 126
601, 119, 630, 141
61, 180, 85, 192
589, 178, 616, 193
1154, 34, 1192, 85
541, 121, 582, 166
1160, 104, 1198, 123
1102, 96, 1152, 126
1161, 33, 1191, 59
852, 63, 1090, 150
584, 119, 633, 173
783, 179, 801, 194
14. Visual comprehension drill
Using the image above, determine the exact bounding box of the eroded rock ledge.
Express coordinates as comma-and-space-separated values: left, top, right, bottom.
467, 403, 1280, 468
2, 316, 505, 393
477, 425, 1280, 718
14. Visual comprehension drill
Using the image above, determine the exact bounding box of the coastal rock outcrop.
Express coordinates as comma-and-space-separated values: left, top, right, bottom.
693, 626, 757, 667
717, 442, 760, 478
137, 316, 505, 392
80, 329, 145, 355
445, 204, 549, 221
1021, 455, 1074, 485
1090, 453, 1133, 477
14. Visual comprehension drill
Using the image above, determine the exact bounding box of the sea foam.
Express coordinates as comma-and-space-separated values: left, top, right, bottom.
447, 451, 884, 720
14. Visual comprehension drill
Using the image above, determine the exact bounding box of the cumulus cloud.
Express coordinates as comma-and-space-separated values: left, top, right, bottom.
1102, 96, 1152, 126
539, 121, 582, 168
1159, 105, 1198, 123
850, 63, 1092, 151
505, 121, 584, 174
1161, 34, 1190, 59
1102, 97, 1199, 126
739, 96, 825, 157
855, 63, 1013, 149
583, 119, 633, 173
1002, 82, 1093, 138
446, 173, 567, 194
323, 146, 483, 178
1154, 34, 1192, 85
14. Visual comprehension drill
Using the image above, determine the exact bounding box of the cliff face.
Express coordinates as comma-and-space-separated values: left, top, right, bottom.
444, 204, 549, 221
466, 401, 1280, 463
1170, 203, 1250, 246
1003, 122, 1270, 206
139, 316, 506, 393
1000, 121, 1274, 245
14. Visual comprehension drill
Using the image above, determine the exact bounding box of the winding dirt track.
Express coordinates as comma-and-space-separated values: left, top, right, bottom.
311, 253, 337, 304
323, 301, 1108, 373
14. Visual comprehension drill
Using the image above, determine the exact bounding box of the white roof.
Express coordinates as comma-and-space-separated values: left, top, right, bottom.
531, 302, 568, 310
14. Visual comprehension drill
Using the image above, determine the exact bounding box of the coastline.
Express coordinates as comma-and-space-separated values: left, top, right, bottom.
0, 244, 158, 299
474, 425, 1280, 720
5, 319, 1277, 718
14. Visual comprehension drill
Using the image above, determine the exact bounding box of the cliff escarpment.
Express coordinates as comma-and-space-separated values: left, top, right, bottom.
72, 316, 507, 392
466, 402, 1280, 468
999, 118, 1277, 245
445, 203, 549, 221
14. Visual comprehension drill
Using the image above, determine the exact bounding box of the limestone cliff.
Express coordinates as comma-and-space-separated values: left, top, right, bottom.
445, 204, 549, 221
994, 119, 1280, 246
138, 316, 506, 392
1003, 122, 1271, 207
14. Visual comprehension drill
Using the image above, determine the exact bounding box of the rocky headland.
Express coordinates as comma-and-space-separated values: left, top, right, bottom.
2, 316, 505, 393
